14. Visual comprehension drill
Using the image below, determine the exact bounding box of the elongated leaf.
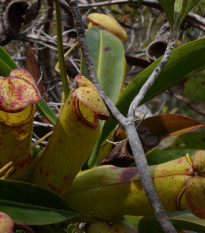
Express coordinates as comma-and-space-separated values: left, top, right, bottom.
100, 37, 205, 160
145, 147, 196, 165
157, 0, 175, 30
0, 180, 79, 225
83, 27, 125, 167
138, 210, 205, 233
81, 26, 125, 104
169, 210, 205, 229
0, 47, 17, 70
33, 147, 41, 160
174, 0, 200, 28
170, 132, 205, 149
0, 59, 13, 77
142, 114, 205, 139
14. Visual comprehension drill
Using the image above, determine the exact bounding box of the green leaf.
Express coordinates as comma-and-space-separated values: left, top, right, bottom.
123, 215, 140, 230
183, 76, 205, 103
0, 180, 79, 225
169, 132, 205, 150
82, 26, 125, 168
138, 210, 205, 233
145, 147, 196, 165
33, 147, 41, 160
100, 37, 205, 160
36, 99, 58, 125
157, 0, 175, 30
0, 47, 17, 71
174, 0, 200, 29
0, 59, 13, 77
81, 26, 125, 103
169, 210, 205, 230
145, 131, 205, 166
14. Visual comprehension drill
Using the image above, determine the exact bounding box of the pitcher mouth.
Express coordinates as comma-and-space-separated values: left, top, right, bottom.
0, 68, 41, 126
0, 104, 36, 126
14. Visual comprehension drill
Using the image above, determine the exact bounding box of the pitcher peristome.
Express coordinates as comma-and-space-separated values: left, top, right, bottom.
0, 68, 41, 179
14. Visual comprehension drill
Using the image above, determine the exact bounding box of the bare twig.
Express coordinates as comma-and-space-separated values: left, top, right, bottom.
22, 34, 71, 48
33, 121, 54, 128
105, 138, 127, 146
66, 1, 177, 232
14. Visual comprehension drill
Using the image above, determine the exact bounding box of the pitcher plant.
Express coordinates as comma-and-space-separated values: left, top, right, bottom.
0, 68, 41, 179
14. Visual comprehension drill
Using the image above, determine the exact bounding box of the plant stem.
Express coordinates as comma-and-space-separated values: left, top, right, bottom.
66, 0, 177, 232
55, 0, 70, 99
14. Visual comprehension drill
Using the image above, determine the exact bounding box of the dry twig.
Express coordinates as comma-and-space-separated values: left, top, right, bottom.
66, 0, 177, 232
